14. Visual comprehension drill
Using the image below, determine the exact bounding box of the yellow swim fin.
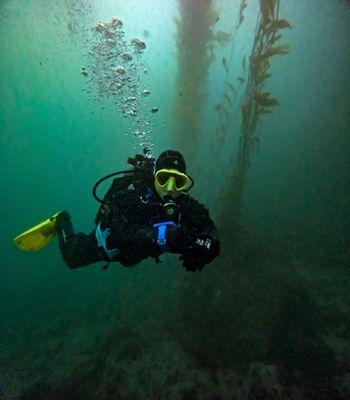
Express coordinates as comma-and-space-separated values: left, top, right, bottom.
13, 212, 61, 252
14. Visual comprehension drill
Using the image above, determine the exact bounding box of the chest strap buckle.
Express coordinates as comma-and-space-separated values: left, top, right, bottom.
153, 221, 176, 251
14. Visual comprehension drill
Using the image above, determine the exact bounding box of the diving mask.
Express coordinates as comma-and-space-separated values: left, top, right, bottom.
155, 168, 191, 198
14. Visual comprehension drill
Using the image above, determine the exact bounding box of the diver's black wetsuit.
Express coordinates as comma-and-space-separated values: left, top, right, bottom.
56, 174, 220, 271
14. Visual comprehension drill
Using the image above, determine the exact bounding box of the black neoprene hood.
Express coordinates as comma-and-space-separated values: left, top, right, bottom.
155, 150, 186, 173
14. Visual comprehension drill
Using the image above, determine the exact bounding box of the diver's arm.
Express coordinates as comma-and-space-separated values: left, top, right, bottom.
180, 199, 221, 271
116, 224, 161, 266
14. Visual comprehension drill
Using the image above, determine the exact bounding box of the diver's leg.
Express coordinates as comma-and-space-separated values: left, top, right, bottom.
55, 211, 103, 268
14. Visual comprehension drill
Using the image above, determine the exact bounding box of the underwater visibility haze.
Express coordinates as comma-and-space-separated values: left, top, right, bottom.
1, 0, 350, 399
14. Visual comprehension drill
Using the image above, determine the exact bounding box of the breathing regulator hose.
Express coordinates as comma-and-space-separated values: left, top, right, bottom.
92, 170, 143, 206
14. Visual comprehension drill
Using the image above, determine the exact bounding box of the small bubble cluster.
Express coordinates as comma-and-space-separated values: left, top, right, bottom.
82, 17, 157, 152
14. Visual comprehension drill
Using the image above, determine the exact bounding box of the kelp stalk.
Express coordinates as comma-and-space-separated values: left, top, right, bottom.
172, 0, 218, 159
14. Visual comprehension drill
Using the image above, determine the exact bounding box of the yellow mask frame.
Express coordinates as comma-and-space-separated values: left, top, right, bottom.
154, 169, 191, 194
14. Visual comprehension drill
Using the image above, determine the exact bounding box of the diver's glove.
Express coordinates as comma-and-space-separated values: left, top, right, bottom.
164, 225, 187, 254
179, 253, 206, 272
180, 234, 220, 272
117, 225, 163, 266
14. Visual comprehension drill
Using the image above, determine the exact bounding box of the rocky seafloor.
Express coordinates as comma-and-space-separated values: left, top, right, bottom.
1, 228, 350, 400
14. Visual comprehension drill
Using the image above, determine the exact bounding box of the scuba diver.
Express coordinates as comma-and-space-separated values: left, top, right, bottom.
13, 150, 220, 272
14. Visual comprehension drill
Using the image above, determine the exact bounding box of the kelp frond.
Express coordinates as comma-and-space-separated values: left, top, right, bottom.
227, 0, 291, 213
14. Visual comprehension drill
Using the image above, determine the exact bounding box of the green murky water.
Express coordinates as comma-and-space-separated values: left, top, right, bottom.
1, 1, 349, 399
